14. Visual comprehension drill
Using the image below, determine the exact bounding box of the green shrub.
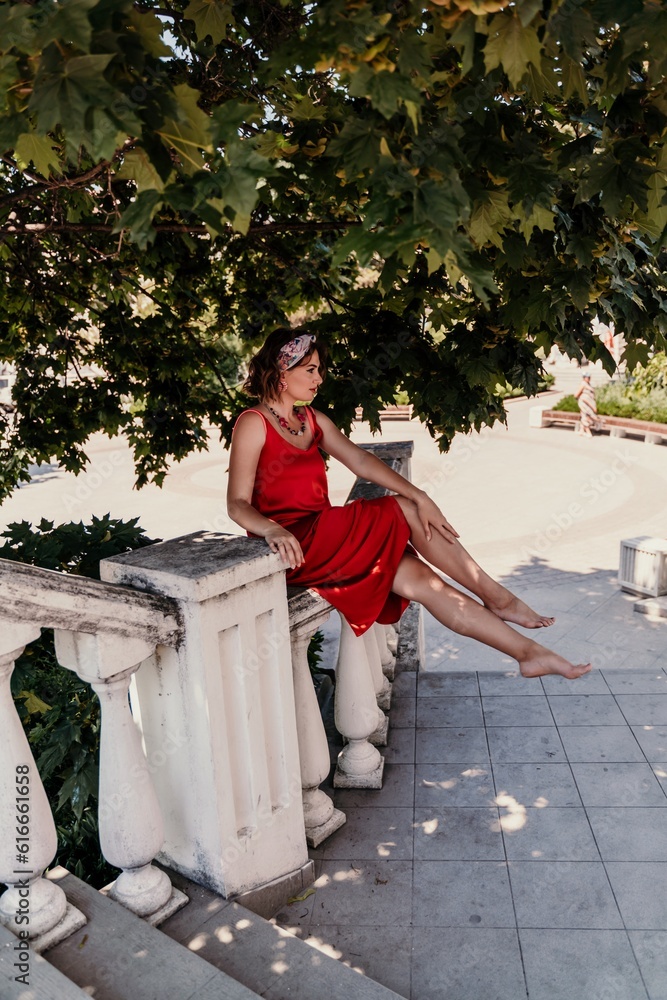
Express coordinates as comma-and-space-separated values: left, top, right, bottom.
552, 380, 667, 423
4, 514, 157, 886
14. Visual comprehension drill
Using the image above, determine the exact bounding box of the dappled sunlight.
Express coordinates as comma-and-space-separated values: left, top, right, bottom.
496, 792, 527, 832
213, 925, 234, 945
420, 817, 439, 835
533, 796, 549, 808
188, 932, 208, 951
235, 917, 252, 930
270, 959, 290, 974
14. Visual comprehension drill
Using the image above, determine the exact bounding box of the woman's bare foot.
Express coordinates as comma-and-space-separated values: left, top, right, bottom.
520, 650, 591, 680
485, 592, 556, 629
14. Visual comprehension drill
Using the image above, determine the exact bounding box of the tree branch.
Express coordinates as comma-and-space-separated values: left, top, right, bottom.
0, 220, 360, 236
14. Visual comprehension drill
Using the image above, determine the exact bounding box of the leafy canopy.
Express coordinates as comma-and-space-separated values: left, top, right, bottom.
1, 0, 667, 497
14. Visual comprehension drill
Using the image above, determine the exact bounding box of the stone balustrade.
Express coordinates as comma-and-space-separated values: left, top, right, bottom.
1, 439, 419, 949
0, 562, 183, 950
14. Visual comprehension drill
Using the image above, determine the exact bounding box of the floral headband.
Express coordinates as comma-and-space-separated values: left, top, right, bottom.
278, 334, 316, 371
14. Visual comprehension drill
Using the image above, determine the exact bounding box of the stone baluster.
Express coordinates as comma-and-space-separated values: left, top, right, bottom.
54, 630, 184, 922
360, 630, 390, 746
0, 623, 86, 948
364, 629, 392, 711
288, 591, 346, 847
384, 623, 398, 654
333, 615, 384, 789
374, 623, 397, 680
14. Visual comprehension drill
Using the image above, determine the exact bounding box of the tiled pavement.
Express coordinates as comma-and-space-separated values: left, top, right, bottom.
277, 579, 667, 1000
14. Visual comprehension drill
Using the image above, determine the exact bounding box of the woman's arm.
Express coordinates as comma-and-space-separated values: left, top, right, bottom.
313, 409, 459, 543
227, 412, 304, 568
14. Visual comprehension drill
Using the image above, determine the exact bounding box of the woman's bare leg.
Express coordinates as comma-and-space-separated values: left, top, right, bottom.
394, 496, 555, 629
392, 555, 590, 679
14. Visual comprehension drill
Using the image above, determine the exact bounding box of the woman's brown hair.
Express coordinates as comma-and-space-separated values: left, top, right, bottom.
243, 326, 327, 400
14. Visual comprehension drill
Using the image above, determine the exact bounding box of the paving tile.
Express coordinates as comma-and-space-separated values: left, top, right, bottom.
652, 763, 667, 794
617, 695, 667, 726
509, 861, 623, 928
310, 860, 412, 927
606, 864, 667, 930
478, 672, 541, 695
559, 725, 646, 762
486, 726, 565, 763
416, 727, 489, 763
411, 927, 527, 1000
547, 694, 626, 725
571, 763, 667, 807
482, 694, 553, 727
492, 762, 582, 807
417, 672, 479, 697
603, 671, 667, 695
302, 924, 412, 998
381, 726, 415, 764
628, 930, 667, 1000
416, 696, 483, 728
500, 806, 599, 861
333, 763, 415, 809
586, 808, 667, 861
316, 807, 414, 861
540, 669, 611, 695
520, 929, 648, 1000
387, 696, 415, 729
413, 807, 504, 861
390, 671, 416, 697
412, 860, 515, 928
632, 727, 667, 762
414, 763, 496, 807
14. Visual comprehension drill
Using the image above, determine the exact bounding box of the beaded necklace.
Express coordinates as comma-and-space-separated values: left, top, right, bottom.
266, 404, 307, 437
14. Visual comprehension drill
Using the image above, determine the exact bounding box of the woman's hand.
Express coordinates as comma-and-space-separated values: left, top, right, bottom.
264, 524, 304, 570
414, 493, 460, 544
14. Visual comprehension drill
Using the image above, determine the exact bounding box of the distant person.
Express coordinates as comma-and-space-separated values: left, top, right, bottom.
227, 327, 591, 680
574, 373, 598, 437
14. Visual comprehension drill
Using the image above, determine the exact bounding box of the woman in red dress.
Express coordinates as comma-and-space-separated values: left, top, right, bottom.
228, 328, 591, 680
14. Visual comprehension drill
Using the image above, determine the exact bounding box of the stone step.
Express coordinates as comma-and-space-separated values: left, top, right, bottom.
160, 869, 406, 1000
0, 924, 91, 1000
42, 868, 262, 1000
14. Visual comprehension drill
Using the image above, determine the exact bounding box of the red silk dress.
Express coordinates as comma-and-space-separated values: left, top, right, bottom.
234, 407, 413, 636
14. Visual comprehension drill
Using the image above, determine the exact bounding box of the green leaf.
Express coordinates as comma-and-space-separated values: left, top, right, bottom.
116, 148, 167, 193
212, 100, 262, 146
516, 203, 555, 240
484, 13, 543, 88
37, 0, 99, 53
113, 190, 163, 248
0, 5, 35, 53
567, 270, 593, 311
18, 690, 52, 715
28, 52, 116, 153
128, 8, 172, 58
14, 131, 61, 178
469, 191, 514, 248
183, 0, 234, 45
327, 117, 382, 179
158, 83, 212, 173
349, 67, 422, 123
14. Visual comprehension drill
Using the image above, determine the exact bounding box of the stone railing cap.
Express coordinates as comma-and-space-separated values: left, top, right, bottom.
101, 531, 284, 602
358, 441, 414, 458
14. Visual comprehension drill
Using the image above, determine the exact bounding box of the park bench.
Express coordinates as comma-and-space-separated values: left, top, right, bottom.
530, 406, 667, 444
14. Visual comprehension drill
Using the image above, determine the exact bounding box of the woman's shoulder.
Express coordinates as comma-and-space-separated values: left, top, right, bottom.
233, 407, 268, 437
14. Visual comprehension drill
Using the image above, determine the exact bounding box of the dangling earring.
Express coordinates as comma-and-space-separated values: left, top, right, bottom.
279, 377, 287, 392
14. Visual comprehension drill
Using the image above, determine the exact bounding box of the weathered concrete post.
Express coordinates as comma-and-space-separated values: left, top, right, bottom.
101, 532, 313, 904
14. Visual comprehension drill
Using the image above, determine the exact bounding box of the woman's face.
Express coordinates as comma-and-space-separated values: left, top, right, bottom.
283, 350, 323, 402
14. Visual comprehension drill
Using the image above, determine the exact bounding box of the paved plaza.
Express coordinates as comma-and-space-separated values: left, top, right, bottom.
5, 359, 667, 998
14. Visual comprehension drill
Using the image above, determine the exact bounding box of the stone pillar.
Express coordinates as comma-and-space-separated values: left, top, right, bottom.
0, 623, 86, 949
287, 590, 345, 848
100, 532, 312, 900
